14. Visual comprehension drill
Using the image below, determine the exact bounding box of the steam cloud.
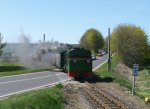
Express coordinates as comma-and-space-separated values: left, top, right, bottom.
15, 32, 59, 69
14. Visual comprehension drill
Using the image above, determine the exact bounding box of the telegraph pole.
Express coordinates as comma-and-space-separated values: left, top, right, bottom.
108, 28, 111, 72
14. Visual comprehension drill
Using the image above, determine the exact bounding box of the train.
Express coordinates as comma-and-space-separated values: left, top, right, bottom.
55, 47, 93, 79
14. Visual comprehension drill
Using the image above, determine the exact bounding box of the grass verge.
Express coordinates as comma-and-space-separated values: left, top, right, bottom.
0, 61, 54, 77
0, 84, 64, 109
95, 54, 150, 100
0, 68, 51, 77
136, 69, 150, 99
95, 55, 134, 92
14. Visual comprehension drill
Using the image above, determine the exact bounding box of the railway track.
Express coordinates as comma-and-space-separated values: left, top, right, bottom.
82, 82, 129, 109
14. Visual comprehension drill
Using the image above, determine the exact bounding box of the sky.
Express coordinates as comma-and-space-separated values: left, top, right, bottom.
0, 0, 150, 44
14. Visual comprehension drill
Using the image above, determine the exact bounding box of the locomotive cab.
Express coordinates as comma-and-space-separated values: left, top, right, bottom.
65, 48, 92, 78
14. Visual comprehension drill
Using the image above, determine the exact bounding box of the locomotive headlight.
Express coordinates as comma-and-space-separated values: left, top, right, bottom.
87, 59, 90, 63
73, 60, 77, 63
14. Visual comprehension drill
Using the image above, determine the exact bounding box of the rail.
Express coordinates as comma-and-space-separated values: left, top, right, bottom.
82, 82, 129, 109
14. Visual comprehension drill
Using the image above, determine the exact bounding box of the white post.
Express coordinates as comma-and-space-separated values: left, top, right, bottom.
132, 76, 135, 96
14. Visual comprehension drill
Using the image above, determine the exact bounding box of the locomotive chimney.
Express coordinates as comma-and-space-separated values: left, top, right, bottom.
43, 34, 45, 43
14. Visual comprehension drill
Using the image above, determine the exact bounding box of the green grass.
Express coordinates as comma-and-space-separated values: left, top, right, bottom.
94, 55, 118, 79
0, 61, 53, 77
0, 68, 50, 77
112, 73, 132, 90
136, 69, 150, 99
0, 60, 20, 66
136, 90, 150, 99
0, 84, 64, 109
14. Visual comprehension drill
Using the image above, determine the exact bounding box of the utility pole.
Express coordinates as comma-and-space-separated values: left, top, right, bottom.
108, 28, 111, 72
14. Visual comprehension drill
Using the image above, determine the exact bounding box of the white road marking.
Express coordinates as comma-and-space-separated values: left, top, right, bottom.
0, 71, 57, 78
93, 60, 108, 71
93, 54, 114, 71
0, 73, 65, 85
0, 79, 71, 98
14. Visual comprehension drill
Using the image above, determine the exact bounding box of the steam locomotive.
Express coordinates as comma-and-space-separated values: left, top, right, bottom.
55, 48, 92, 79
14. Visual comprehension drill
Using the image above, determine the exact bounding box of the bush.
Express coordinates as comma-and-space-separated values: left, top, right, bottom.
111, 24, 149, 67
0, 66, 26, 72
143, 58, 150, 67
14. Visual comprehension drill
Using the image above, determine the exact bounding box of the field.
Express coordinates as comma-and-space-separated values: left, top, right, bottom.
95, 55, 150, 100
136, 69, 150, 99
0, 60, 53, 77
0, 84, 64, 109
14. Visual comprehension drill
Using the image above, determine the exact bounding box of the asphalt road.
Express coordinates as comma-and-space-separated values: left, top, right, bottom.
0, 54, 108, 98
92, 54, 108, 71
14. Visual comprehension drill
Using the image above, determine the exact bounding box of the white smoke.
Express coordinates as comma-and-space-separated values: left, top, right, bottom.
15, 32, 59, 68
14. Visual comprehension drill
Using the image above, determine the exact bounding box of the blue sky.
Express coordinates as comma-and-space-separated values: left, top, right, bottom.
0, 0, 150, 44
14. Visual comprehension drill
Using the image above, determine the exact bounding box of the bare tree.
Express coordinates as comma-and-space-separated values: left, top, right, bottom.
0, 33, 6, 56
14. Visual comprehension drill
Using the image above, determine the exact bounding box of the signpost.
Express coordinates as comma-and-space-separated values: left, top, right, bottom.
132, 64, 139, 96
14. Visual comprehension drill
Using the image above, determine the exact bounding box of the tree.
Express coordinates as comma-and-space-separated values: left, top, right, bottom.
0, 33, 6, 56
80, 28, 104, 53
103, 37, 108, 51
111, 24, 149, 67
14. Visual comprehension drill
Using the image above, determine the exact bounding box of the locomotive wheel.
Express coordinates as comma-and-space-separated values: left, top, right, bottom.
63, 67, 67, 73
74, 76, 83, 81
74, 76, 79, 81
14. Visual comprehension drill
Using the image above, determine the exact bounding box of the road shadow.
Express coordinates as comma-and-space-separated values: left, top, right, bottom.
73, 77, 86, 83
85, 74, 113, 83
74, 74, 113, 83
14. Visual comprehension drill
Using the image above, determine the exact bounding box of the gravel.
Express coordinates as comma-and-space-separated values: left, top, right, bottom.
95, 82, 150, 109
62, 80, 150, 109
62, 80, 90, 109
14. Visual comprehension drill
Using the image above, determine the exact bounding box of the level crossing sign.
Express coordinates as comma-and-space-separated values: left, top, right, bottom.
132, 64, 139, 76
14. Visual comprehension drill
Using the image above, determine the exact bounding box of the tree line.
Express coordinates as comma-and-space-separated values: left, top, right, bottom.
79, 23, 150, 67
